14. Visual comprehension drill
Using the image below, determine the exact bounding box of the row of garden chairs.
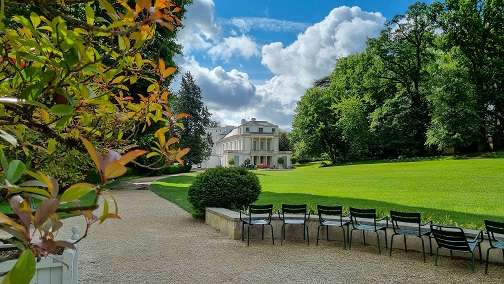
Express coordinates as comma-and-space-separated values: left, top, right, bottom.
239, 204, 504, 274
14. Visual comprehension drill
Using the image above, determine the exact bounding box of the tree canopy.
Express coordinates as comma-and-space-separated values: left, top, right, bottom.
292, 0, 504, 163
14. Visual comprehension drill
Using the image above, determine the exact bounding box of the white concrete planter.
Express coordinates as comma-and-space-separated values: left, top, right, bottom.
0, 227, 79, 284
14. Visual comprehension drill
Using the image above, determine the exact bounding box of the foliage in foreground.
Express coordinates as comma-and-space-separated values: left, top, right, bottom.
0, 0, 190, 283
187, 167, 261, 218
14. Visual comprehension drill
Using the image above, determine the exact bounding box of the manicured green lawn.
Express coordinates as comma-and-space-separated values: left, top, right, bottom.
151, 158, 504, 228
150, 174, 197, 215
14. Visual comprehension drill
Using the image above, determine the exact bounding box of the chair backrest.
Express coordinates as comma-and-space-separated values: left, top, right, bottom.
390, 210, 421, 233
247, 204, 273, 222
485, 220, 504, 247
281, 204, 307, 216
350, 207, 376, 228
430, 224, 470, 252
317, 205, 343, 224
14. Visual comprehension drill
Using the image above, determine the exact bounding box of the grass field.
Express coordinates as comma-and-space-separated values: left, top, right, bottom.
150, 158, 504, 229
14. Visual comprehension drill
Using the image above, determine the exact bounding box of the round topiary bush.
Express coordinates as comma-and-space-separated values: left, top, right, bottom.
188, 167, 261, 218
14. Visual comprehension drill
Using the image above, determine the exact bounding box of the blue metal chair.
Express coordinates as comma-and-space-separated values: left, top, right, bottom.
484, 220, 504, 274
349, 207, 388, 254
279, 204, 310, 245
431, 224, 483, 272
389, 210, 432, 262
316, 205, 349, 249
240, 204, 274, 246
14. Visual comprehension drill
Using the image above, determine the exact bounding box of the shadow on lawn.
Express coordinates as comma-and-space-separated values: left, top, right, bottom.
257, 192, 504, 229
153, 175, 196, 186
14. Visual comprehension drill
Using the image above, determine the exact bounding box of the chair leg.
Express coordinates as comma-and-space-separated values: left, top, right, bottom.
435, 247, 439, 266
389, 234, 396, 256
306, 225, 310, 246
247, 224, 250, 246
404, 235, 408, 252
342, 226, 347, 249
429, 236, 433, 256
384, 229, 388, 249
316, 225, 321, 246
450, 250, 453, 259
349, 229, 354, 249
363, 230, 366, 245
376, 231, 381, 254
241, 222, 245, 241
270, 224, 275, 245
485, 247, 491, 274
281, 223, 285, 246
479, 244, 482, 264
262, 225, 264, 240
420, 237, 426, 263
471, 252, 475, 272
327, 226, 330, 241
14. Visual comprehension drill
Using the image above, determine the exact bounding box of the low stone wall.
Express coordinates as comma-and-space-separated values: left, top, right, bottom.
206, 207, 503, 263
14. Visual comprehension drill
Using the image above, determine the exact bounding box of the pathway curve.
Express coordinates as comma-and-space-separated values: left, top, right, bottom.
65, 189, 504, 283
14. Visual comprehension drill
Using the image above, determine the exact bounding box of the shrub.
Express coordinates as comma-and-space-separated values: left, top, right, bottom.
188, 167, 261, 218
38, 149, 94, 189
240, 158, 255, 169
277, 157, 285, 165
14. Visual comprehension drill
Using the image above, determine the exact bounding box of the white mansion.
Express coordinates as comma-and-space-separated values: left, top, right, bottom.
201, 118, 292, 168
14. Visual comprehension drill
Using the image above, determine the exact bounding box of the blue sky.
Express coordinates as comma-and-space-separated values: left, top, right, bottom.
176, 0, 428, 128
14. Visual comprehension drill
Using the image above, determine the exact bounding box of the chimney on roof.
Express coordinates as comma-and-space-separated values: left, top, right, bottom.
251, 117, 256, 121
241, 119, 246, 124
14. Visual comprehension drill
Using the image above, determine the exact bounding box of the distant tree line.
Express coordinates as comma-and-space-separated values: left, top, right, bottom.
291, 0, 504, 164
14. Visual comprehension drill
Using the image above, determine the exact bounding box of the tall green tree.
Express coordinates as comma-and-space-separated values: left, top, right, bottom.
278, 131, 292, 151
426, 49, 480, 152
369, 2, 438, 154
439, 0, 504, 150
173, 72, 211, 165
292, 87, 344, 163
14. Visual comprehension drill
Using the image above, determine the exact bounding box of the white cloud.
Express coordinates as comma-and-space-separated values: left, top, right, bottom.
180, 58, 256, 111
259, 6, 386, 105
229, 17, 309, 33
176, 4, 386, 128
177, 0, 219, 52
208, 35, 259, 61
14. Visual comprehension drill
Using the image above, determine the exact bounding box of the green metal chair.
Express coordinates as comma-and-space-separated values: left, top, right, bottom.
239, 204, 274, 246
279, 204, 310, 245
349, 207, 388, 254
484, 220, 504, 274
431, 224, 483, 272
316, 205, 349, 249
389, 211, 432, 262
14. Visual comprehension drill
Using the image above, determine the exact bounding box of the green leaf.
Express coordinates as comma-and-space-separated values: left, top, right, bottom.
85, 4, 95, 25
8, 187, 51, 199
99, 198, 109, 224
47, 139, 57, 155
60, 183, 95, 203
2, 249, 36, 284
5, 160, 26, 184
147, 83, 157, 92
50, 104, 74, 116
29, 12, 40, 28
0, 130, 17, 146
0, 149, 8, 170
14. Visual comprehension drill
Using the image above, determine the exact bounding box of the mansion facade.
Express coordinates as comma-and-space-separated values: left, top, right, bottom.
201, 118, 292, 169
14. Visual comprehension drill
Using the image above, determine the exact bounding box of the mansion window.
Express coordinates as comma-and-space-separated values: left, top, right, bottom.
259, 127, 263, 133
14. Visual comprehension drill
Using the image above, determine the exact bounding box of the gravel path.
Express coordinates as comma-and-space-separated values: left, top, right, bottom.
64, 190, 504, 283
